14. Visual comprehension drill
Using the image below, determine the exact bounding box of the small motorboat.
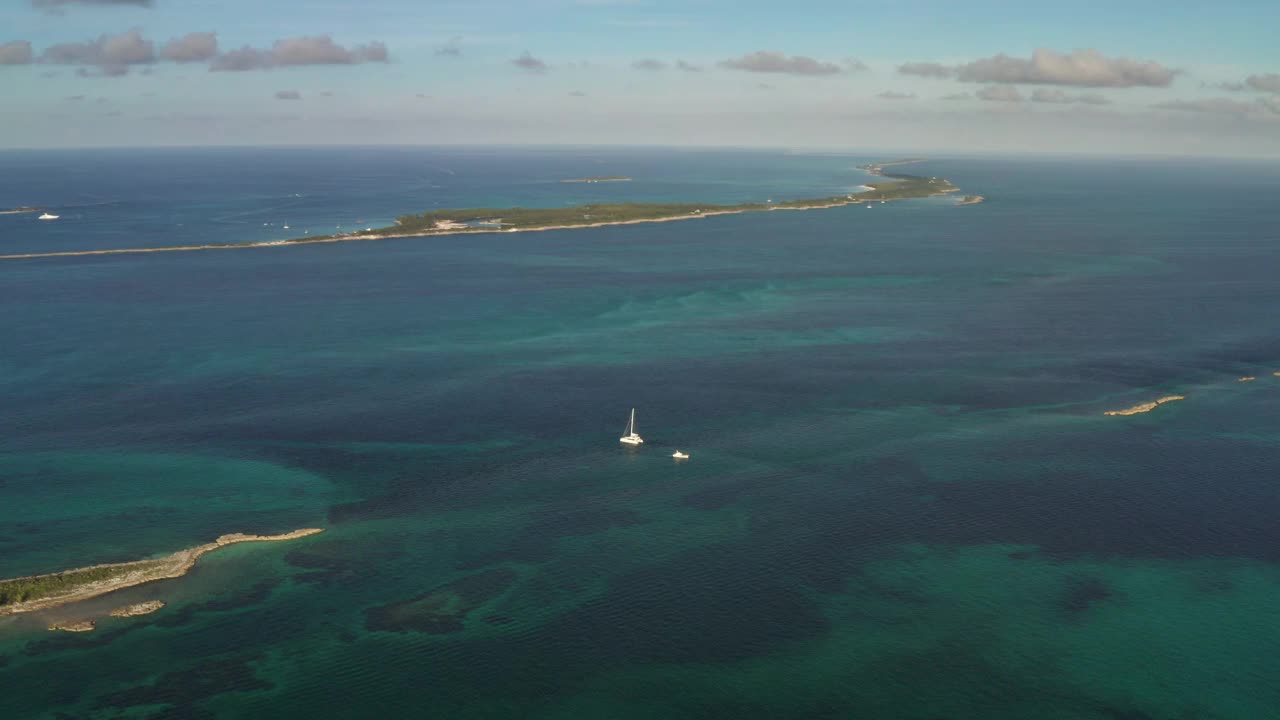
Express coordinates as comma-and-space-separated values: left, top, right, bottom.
38, 212, 59, 220
672, 450, 689, 459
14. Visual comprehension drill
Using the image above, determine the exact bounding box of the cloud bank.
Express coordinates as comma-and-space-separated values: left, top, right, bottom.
1030, 88, 1110, 104
0, 41, 34, 65
436, 37, 462, 57
977, 85, 1024, 102
160, 32, 216, 63
898, 62, 952, 79
900, 49, 1176, 88
1154, 96, 1280, 119
1246, 74, 1280, 93
719, 50, 841, 76
211, 36, 388, 71
513, 51, 547, 73
957, 49, 1176, 87
41, 29, 154, 76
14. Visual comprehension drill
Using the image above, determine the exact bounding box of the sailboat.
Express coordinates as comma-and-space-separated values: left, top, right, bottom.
619, 408, 643, 445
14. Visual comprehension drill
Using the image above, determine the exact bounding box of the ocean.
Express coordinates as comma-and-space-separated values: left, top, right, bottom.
1, 146, 1279, 719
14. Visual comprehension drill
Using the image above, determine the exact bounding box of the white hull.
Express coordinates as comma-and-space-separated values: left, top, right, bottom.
619, 408, 643, 445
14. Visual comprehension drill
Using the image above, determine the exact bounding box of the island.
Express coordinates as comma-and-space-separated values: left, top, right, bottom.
109, 600, 166, 618
48, 619, 96, 633
560, 176, 632, 183
0, 528, 324, 617
293, 165, 960, 243
0, 206, 44, 215
0, 160, 974, 262
857, 159, 926, 175
1103, 395, 1185, 416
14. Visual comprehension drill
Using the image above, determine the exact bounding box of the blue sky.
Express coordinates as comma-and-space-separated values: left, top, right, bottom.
3, 0, 1279, 154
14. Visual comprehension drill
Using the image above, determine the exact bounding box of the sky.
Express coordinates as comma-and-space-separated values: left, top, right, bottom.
2, 0, 1279, 155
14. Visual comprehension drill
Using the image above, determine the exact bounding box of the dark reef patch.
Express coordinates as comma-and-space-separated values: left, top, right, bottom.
916, 435, 1280, 563
1060, 576, 1113, 614
365, 567, 519, 634
455, 507, 642, 568
154, 579, 280, 628
95, 655, 272, 715
540, 543, 829, 665
145, 705, 219, 720
327, 485, 420, 525
23, 623, 143, 658
285, 538, 405, 587
681, 481, 756, 511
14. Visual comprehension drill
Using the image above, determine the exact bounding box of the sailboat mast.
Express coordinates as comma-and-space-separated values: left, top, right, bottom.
628, 408, 636, 435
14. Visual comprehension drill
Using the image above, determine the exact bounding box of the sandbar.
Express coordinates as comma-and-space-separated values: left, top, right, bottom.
0, 528, 324, 616
1103, 395, 1185, 416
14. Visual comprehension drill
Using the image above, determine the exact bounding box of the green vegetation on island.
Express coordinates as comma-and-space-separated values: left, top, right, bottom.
0, 560, 168, 607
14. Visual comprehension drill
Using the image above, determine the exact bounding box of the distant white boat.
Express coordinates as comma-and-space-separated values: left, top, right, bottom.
619, 408, 643, 445
38, 212, 59, 220
672, 450, 689, 459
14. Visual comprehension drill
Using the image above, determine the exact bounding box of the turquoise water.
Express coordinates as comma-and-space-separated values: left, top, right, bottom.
2, 148, 1280, 719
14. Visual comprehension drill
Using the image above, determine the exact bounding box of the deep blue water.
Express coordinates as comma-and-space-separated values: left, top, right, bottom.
1, 147, 1279, 719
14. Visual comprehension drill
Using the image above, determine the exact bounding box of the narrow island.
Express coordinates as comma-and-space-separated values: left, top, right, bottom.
0, 160, 973, 262
0, 206, 44, 215
1103, 395, 1185, 416
291, 164, 960, 243
0, 528, 324, 617
560, 176, 632, 183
